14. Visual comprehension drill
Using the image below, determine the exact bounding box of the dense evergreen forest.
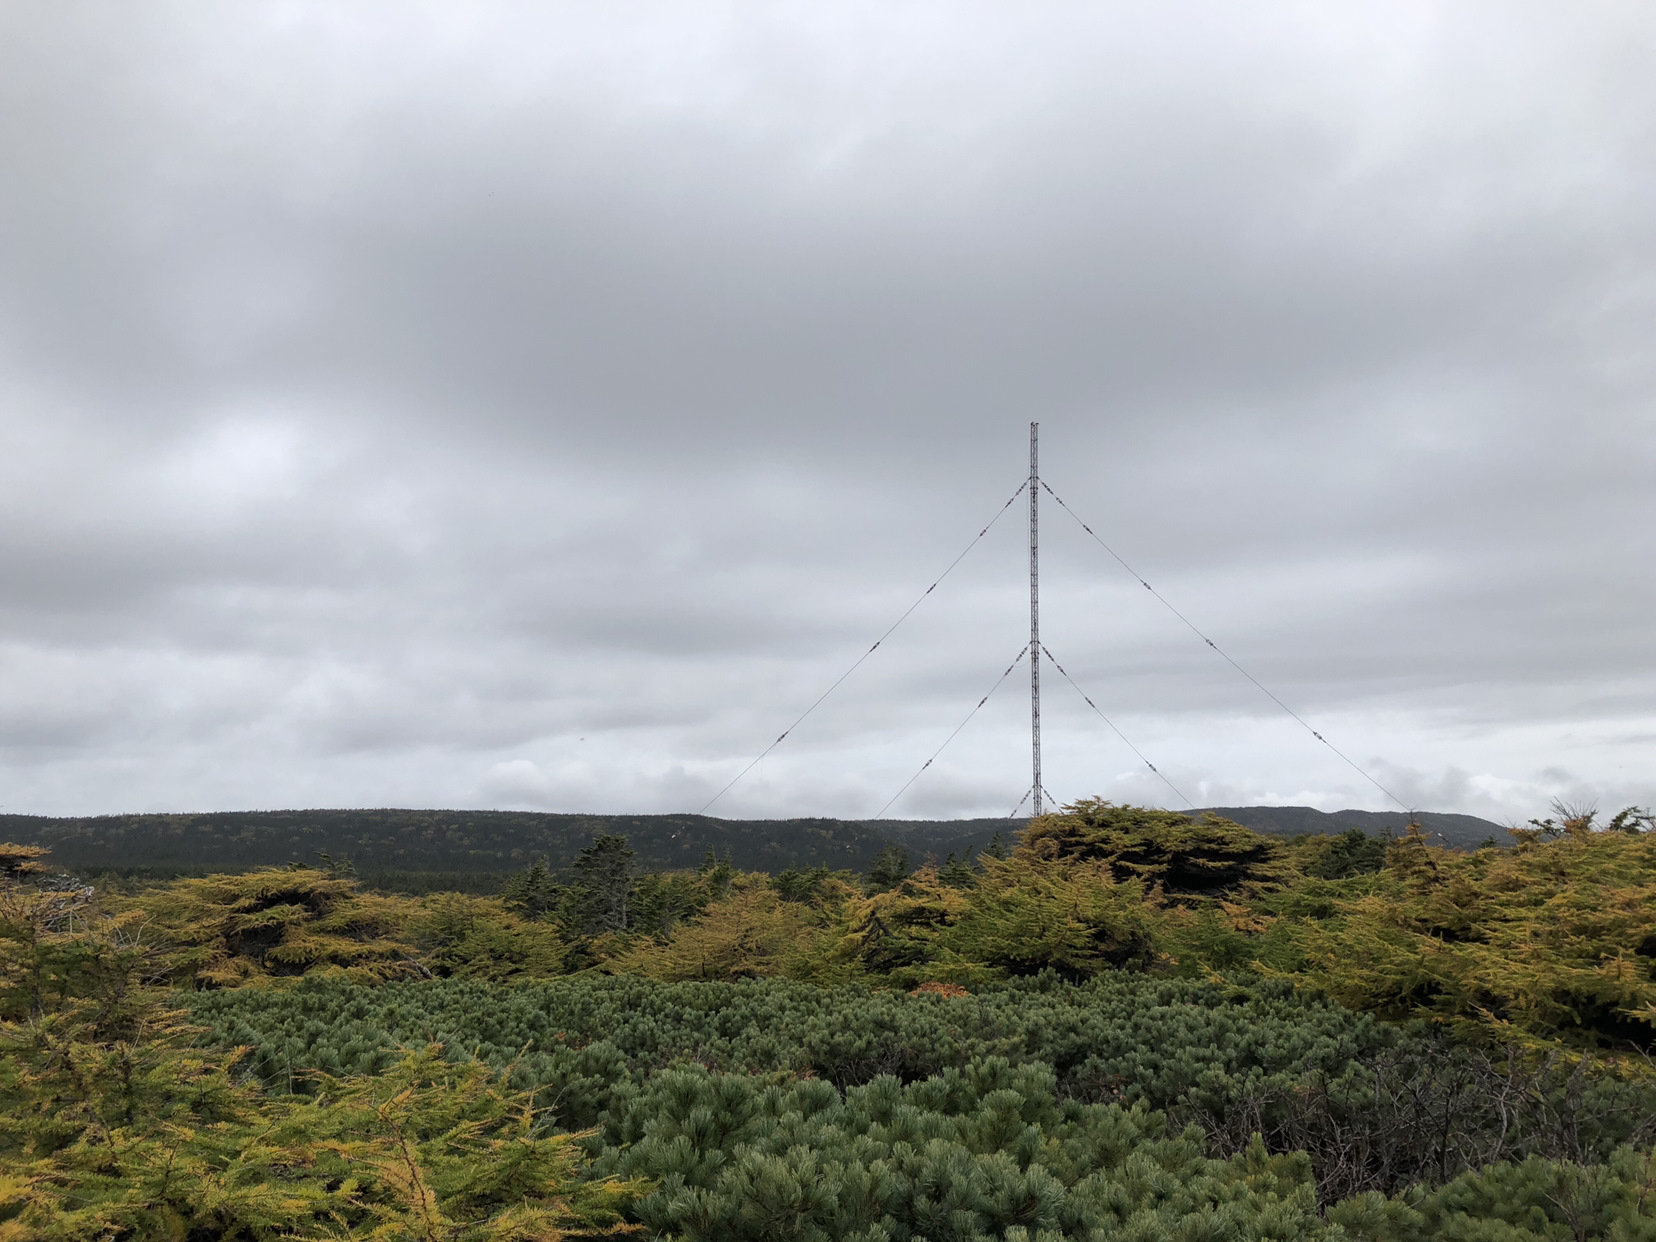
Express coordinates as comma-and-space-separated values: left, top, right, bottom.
0, 804, 1503, 880
0, 808, 1006, 878
3, 798, 1651, 1240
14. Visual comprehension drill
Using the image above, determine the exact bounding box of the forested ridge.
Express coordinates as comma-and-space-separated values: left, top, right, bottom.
0, 808, 1017, 879
3, 798, 1653, 1240
0, 804, 1504, 881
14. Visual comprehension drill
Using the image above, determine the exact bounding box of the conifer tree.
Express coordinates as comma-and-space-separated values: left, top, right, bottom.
1018, 799, 1290, 898
863, 843, 911, 895
564, 835, 637, 934
772, 864, 832, 903
939, 849, 978, 889
502, 857, 562, 919
0, 841, 48, 880
1309, 828, 1387, 879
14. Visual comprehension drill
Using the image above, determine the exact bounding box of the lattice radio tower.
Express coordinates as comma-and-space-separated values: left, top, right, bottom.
1028, 421, 1042, 817
700, 417, 1413, 823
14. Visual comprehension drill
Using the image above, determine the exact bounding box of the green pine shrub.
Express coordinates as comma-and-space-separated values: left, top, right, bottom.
592, 1058, 1333, 1241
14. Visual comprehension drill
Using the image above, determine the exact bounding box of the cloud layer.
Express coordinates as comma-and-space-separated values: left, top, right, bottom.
1, 2, 1652, 822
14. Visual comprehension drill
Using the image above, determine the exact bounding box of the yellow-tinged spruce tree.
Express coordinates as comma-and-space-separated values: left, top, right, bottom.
0, 853, 646, 1240
1290, 816, 1656, 1046
118, 866, 425, 988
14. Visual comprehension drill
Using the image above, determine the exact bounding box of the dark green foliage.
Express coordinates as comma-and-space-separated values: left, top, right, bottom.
939, 850, 978, 889
773, 865, 833, 903
631, 870, 710, 938
1608, 805, 1656, 833
1309, 828, 1388, 879
4, 808, 976, 876
7, 806, 1512, 883
883, 818, 1025, 868
864, 843, 911, 895
312, 850, 355, 876
599, 1060, 1656, 1240
1328, 1148, 1656, 1241
185, 973, 1394, 1126
565, 835, 636, 934
1187, 1026, 1656, 1202
594, 1058, 1331, 1241
500, 847, 709, 940
500, 858, 561, 917
68, 865, 552, 898
186, 973, 1656, 1236
1200, 805, 1508, 851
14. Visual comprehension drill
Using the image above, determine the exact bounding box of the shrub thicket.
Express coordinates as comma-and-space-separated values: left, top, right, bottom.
7, 799, 1656, 1241
0, 871, 641, 1240
187, 972, 1656, 1203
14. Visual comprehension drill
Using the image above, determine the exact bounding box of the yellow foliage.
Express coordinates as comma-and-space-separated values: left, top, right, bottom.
947, 854, 1168, 980
1017, 800, 1293, 898
910, 981, 971, 998
835, 866, 976, 984
1, 876, 647, 1239
0, 842, 49, 879
1291, 825, 1656, 1046
403, 892, 571, 981
15, 805, 1656, 1055
117, 867, 425, 987
609, 877, 825, 981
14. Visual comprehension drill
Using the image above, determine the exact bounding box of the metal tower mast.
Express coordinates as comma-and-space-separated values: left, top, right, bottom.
1029, 422, 1042, 817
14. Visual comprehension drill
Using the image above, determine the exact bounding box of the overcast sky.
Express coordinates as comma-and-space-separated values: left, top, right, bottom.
1, 2, 1652, 823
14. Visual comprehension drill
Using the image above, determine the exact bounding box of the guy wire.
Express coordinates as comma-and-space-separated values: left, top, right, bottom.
1040, 480, 1409, 813
700, 480, 1030, 815
1040, 642, 1196, 809
874, 643, 1030, 820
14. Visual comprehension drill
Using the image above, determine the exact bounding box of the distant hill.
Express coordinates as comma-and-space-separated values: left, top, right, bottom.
0, 803, 1508, 880
873, 818, 1026, 862
1198, 806, 1509, 851
0, 809, 902, 877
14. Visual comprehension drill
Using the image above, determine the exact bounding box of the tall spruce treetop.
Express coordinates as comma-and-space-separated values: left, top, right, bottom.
862, 843, 911, 895
501, 858, 561, 919
567, 834, 636, 934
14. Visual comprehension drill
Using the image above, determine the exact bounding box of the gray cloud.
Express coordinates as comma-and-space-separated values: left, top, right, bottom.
0, 2, 1652, 821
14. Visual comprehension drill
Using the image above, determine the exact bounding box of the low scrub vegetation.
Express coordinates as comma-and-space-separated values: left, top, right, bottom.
3, 799, 1654, 1239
